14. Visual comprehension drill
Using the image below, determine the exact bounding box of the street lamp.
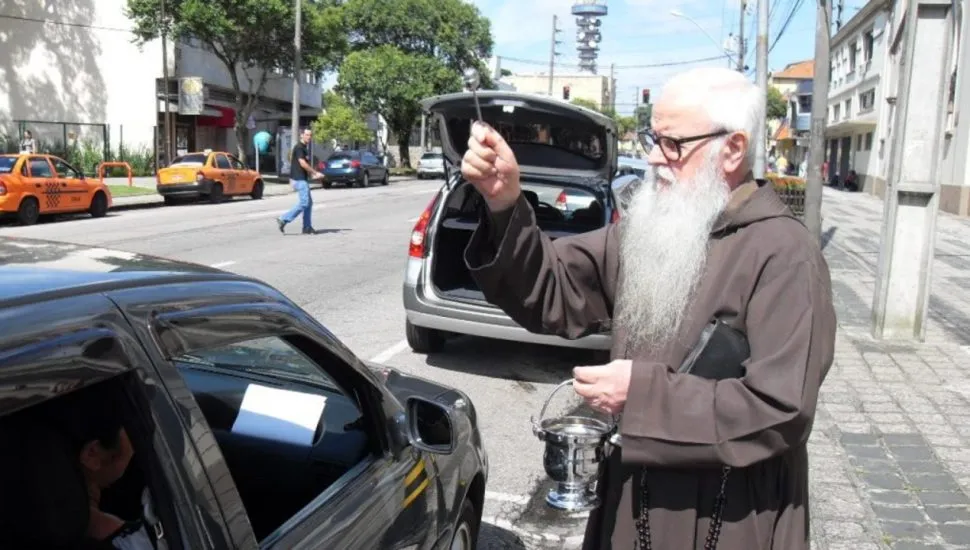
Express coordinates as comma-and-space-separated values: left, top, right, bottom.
669, 9, 735, 61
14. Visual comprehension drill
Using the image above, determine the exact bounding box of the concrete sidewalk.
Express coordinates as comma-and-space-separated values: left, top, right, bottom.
106, 175, 419, 209
808, 187, 970, 550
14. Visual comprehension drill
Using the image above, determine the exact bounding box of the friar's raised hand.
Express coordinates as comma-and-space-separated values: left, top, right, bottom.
460, 121, 521, 212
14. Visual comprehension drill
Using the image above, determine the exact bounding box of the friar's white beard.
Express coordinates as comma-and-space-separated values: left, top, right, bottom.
615, 146, 732, 352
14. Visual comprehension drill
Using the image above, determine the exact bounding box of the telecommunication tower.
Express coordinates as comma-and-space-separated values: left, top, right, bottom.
572, 0, 607, 74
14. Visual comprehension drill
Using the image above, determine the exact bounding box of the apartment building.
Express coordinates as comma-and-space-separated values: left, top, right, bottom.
769, 60, 814, 169
0, 0, 322, 172
825, 0, 891, 191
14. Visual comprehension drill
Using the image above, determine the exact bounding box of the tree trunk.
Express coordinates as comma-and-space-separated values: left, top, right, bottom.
397, 135, 411, 169
234, 117, 249, 165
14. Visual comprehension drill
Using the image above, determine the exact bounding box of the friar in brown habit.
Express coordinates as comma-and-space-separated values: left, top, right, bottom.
459, 67, 837, 549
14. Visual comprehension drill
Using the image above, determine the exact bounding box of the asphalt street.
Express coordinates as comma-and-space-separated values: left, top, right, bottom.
0, 178, 599, 549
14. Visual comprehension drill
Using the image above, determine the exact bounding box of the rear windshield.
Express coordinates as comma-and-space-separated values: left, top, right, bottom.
0, 157, 16, 174
421, 152, 442, 159
171, 153, 208, 166
328, 152, 360, 161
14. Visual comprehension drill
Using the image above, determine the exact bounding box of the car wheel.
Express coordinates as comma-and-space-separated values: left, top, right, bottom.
450, 499, 480, 550
89, 191, 108, 218
208, 183, 224, 203
359, 172, 370, 188
250, 180, 264, 200
406, 320, 445, 354
17, 196, 40, 226
382, 171, 389, 186
322, 181, 332, 189
163, 196, 178, 206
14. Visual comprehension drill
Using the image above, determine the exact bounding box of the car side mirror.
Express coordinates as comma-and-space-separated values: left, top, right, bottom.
406, 397, 456, 454
611, 173, 643, 215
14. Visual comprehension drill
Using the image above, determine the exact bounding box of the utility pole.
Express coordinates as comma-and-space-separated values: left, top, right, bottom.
872, 0, 954, 341
159, 0, 172, 167
754, 0, 768, 178
548, 15, 562, 97
804, 0, 831, 244
610, 63, 616, 113
737, 0, 746, 71
290, 0, 303, 152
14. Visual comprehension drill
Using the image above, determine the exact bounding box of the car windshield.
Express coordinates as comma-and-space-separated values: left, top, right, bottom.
0, 157, 16, 174
171, 153, 208, 166
421, 153, 441, 160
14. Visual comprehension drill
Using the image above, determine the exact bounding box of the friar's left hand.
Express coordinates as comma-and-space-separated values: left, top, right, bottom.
572, 360, 632, 415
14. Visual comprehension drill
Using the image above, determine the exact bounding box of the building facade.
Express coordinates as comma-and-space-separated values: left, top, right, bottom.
769, 60, 814, 171
824, 0, 891, 191
503, 73, 614, 110
0, 0, 322, 174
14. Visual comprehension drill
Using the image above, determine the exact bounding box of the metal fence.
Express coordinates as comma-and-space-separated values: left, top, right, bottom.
1, 120, 157, 177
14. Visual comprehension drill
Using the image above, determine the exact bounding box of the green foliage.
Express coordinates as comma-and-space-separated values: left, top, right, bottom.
124, 0, 346, 162
615, 115, 637, 136
635, 104, 652, 129
337, 0, 493, 167
766, 87, 788, 119
313, 90, 373, 147
570, 98, 600, 111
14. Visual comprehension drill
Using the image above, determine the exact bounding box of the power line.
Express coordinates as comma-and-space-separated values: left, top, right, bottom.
498, 54, 727, 71
0, 13, 134, 33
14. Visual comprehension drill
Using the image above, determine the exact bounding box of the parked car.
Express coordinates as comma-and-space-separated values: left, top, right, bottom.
617, 155, 650, 179
0, 153, 112, 225
156, 150, 265, 205
320, 150, 389, 188
416, 151, 446, 179
0, 237, 488, 550
402, 91, 623, 353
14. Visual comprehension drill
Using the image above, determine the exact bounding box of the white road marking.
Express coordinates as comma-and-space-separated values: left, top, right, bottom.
485, 491, 530, 505
210, 261, 237, 268
369, 339, 409, 363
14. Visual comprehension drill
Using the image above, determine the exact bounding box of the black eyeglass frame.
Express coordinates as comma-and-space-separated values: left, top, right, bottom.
637, 128, 731, 162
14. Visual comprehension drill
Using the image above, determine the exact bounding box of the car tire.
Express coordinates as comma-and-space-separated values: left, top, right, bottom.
250, 180, 264, 200
17, 196, 40, 226
89, 191, 108, 218
406, 320, 445, 354
208, 183, 224, 204
163, 196, 178, 206
382, 171, 389, 186
322, 181, 332, 189
450, 499, 480, 550
359, 172, 369, 188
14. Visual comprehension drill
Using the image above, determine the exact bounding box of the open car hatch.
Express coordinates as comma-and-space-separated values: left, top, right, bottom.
420, 91, 618, 185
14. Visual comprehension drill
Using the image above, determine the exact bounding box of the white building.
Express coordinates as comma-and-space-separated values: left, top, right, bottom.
824, 0, 892, 192
0, 0, 322, 172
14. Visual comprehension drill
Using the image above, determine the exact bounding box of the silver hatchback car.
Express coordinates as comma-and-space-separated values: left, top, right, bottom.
402, 91, 634, 353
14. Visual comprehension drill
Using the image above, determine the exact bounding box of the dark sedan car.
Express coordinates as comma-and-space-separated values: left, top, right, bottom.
319, 150, 389, 189
0, 237, 487, 550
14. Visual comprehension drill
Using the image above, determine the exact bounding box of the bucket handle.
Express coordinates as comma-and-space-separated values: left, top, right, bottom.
531, 378, 619, 432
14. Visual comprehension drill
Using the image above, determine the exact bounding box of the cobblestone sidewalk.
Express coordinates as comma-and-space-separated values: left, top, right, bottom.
809, 187, 970, 550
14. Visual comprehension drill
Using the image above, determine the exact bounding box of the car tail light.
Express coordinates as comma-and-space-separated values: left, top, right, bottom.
351, 160, 361, 168
409, 192, 442, 258
611, 209, 621, 223
555, 190, 567, 210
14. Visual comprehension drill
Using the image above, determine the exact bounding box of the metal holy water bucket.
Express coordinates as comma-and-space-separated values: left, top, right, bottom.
531, 379, 617, 512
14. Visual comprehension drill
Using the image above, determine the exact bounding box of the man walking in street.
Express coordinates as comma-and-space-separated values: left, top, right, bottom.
278, 127, 320, 235
460, 67, 836, 549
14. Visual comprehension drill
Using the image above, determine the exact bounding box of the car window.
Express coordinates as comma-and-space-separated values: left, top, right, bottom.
50, 158, 82, 179
170, 153, 208, 166
228, 155, 246, 170
28, 158, 53, 178
215, 155, 232, 170
0, 373, 179, 550
420, 153, 441, 160
170, 335, 374, 541
0, 157, 15, 174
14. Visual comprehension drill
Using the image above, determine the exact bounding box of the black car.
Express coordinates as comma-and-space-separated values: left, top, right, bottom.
0, 237, 487, 550
319, 150, 389, 189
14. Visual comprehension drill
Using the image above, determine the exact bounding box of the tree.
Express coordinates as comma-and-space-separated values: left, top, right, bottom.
635, 104, 652, 129
313, 90, 372, 149
766, 86, 788, 119
337, 46, 461, 167
570, 98, 600, 111
338, 0, 493, 167
615, 115, 638, 137
125, 0, 346, 163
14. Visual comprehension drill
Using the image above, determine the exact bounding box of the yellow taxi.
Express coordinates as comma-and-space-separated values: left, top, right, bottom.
156, 150, 265, 205
0, 153, 113, 226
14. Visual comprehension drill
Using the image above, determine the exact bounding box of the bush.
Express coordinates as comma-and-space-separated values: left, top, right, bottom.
390, 167, 416, 176
765, 173, 806, 191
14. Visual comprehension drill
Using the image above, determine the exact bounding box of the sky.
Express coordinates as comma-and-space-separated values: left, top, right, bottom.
463, 0, 866, 116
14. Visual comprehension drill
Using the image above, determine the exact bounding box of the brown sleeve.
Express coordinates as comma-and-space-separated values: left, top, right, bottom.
618, 259, 836, 468
463, 192, 617, 339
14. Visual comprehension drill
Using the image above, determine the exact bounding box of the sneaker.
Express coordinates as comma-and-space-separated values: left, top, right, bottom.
277, 218, 286, 234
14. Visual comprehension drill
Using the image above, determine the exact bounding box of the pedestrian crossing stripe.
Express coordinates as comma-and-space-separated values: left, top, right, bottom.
403, 458, 430, 508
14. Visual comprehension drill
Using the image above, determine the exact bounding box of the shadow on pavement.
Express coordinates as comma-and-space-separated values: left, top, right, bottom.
424, 335, 610, 385
478, 521, 528, 549
821, 226, 838, 250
